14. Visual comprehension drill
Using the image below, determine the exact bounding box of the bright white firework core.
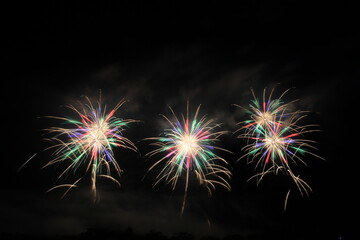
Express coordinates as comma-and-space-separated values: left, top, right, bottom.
178, 134, 199, 154
264, 135, 283, 151
256, 111, 274, 126
89, 120, 109, 150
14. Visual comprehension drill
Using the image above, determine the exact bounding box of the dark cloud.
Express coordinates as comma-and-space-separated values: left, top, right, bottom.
1, 186, 268, 238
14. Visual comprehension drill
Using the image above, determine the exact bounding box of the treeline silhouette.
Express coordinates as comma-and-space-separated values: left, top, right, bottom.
0, 227, 339, 240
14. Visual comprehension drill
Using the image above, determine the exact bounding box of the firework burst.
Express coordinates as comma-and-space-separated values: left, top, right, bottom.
234, 88, 297, 136
236, 88, 323, 209
44, 95, 137, 201
146, 103, 232, 214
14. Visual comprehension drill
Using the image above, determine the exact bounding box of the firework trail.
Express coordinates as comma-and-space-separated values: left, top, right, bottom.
44, 95, 137, 201
145, 102, 232, 214
236, 88, 323, 209
234, 88, 297, 136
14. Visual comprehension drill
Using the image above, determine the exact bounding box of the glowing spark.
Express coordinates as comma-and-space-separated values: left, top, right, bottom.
146, 103, 232, 214
44, 95, 137, 201
236, 88, 323, 207
234, 88, 298, 136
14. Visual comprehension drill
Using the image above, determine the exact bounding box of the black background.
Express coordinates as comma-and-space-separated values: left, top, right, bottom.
1, 1, 358, 239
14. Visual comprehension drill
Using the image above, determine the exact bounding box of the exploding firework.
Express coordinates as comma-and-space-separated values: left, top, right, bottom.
234, 88, 298, 136
44, 95, 137, 201
236, 88, 323, 209
146, 103, 232, 214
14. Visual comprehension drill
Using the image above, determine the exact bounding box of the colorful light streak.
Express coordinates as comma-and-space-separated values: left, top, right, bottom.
146, 103, 231, 214
44, 96, 137, 201
236, 88, 323, 209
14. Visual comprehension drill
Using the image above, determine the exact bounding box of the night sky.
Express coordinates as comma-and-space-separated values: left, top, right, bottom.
1, 1, 358, 239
